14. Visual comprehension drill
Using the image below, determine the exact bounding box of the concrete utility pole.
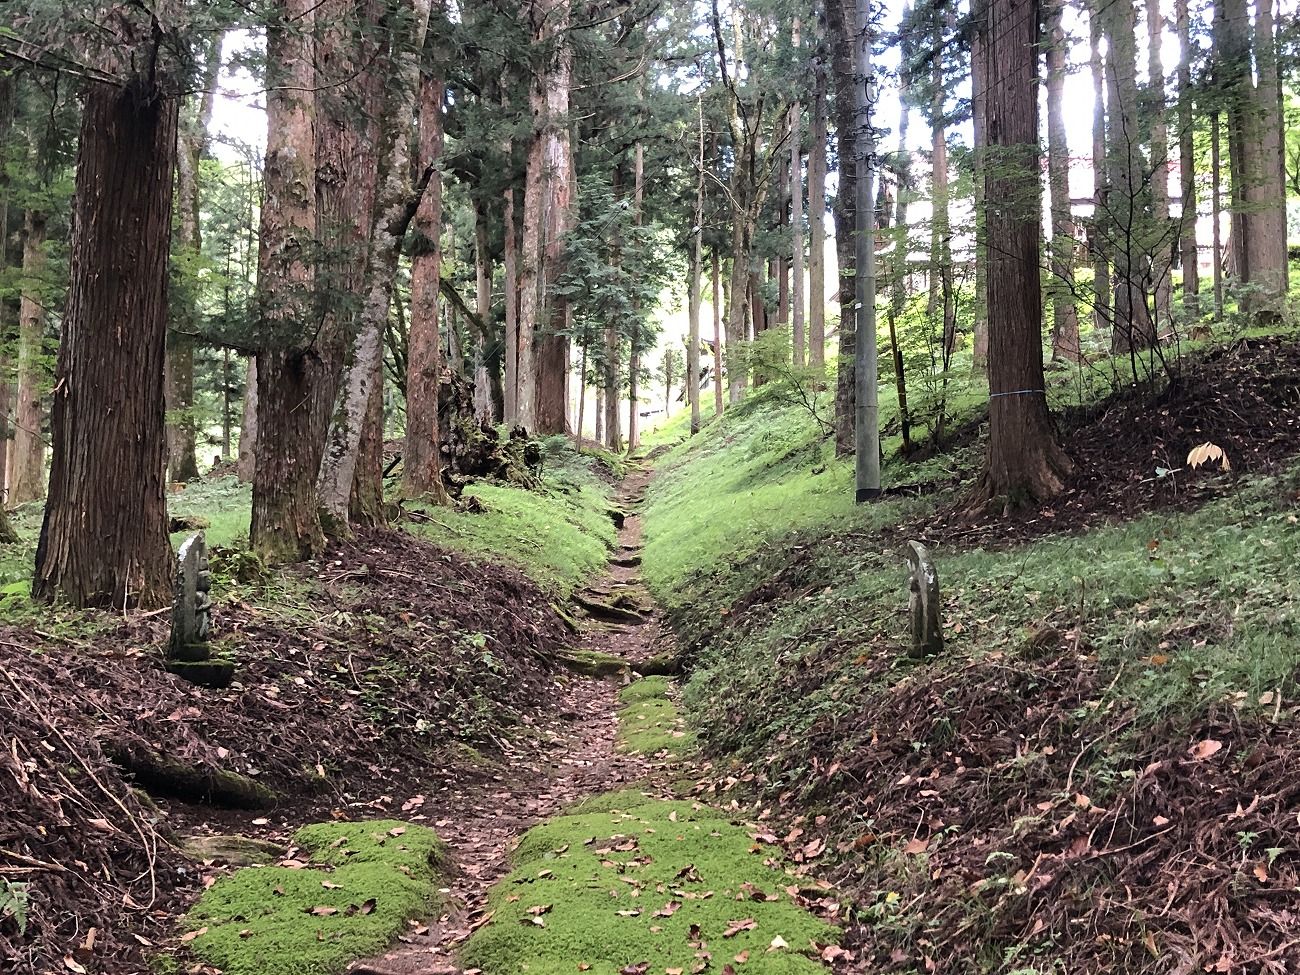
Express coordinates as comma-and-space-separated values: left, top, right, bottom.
853, 0, 880, 502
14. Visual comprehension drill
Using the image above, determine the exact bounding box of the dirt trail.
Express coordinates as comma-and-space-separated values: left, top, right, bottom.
351, 464, 666, 975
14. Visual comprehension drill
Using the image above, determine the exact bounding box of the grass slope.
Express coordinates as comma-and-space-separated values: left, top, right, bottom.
641, 375, 1300, 971
183, 820, 446, 975
407, 446, 617, 597
459, 792, 838, 975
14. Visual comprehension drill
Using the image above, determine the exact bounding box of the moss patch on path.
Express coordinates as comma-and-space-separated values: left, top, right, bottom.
459, 791, 838, 974
618, 677, 696, 758
182, 820, 446, 975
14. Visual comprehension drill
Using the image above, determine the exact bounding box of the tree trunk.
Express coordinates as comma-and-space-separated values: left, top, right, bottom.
688, 99, 704, 436
238, 356, 257, 481
790, 27, 806, 368
1046, 0, 1081, 362
34, 82, 177, 608
825, 0, 857, 454
166, 37, 221, 485
1104, 0, 1157, 354
473, 199, 494, 421
929, 18, 957, 365
402, 55, 450, 504
0, 74, 15, 543
320, 0, 432, 528
887, 106, 913, 456
12, 209, 47, 502
627, 141, 644, 449
712, 251, 724, 416
503, 177, 520, 422
1211, 111, 1225, 319
1089, 2, 1112, 333
1146, 0, 1173, 332
251, 0, 323, 564
973, 0, 1072, 506
970, 16, 989, 371
808, 54, 828, 370
1175, 0, 1199, 318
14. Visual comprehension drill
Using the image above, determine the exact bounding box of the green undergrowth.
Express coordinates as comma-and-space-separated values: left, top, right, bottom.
643, 380, 1300, 763
407, 446, 616, 597
182, 820, 445, 975
618, 677, 696, 757
641, 396, 932, 629
459, 791, 838, 974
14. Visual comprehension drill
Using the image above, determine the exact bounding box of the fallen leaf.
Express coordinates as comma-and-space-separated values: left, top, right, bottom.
769, 936, 789, 951
902, 837, 929, 855
723, 918, 756, 938
307, 906, 339, 917
322, 881, 343, 890
63, 958, 87, 974
179, 928, 208, 943
1189, 739, 1223, 761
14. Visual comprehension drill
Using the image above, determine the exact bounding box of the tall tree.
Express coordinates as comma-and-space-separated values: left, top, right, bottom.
1045, 0, 1080, 361
688, 97, 705, 436
11, 207, 47, 502
319, 0, 434, 527
789, 19, 806, 368
826, 0, 858, 454
1175, 0, 1200, 318
1146, 0, 1173, 330
1088, 0, 1112, 334
402, 16, 452, 504
166, 33, 222, 483
807, 42, 828, 370
973, 0, 1072, 504
34, 24, 180, 606
0, 70, 16, 544
250, 0, 324, 563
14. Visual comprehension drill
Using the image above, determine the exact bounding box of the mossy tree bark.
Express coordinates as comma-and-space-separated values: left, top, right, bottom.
972, 0, 1073, 508
34, 81, 177, 608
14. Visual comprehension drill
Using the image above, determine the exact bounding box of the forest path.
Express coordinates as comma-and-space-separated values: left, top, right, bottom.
349, 463, 670, 975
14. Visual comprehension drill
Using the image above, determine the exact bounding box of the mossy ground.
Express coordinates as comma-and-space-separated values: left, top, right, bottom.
182, 820, 446, 975
618, 677, 696, 758
407, 448, 616, 596
459, 792, 838, 975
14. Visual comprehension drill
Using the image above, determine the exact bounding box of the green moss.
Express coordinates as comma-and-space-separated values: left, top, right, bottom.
459, 793, 838, 974
182, 820, 446, 975
617, 678, 696, 758
407, 449, 616, 597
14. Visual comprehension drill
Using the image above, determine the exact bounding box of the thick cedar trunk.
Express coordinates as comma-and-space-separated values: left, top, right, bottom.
1105, 0, 1157, 353
1146, 0, 1173, 331
1225, 0, 1288, 311
711, 251, 724, 416
251, 0, 323, 564
238, 357, 257, 481
808, 55, 828, 370
1175, 0, 1199, 317
1089, 4, 1112, 333
1045, 0, 1080, 362
402, 59, 450, 504
12, 209, 47, 503
974, 0, 1072, 506
825, 0, 856, 454
34, 82, 177, 608
348, 360, 385, 526
535, 78, 574, 435
320, 0, 431, 526
604, 167, 623, 451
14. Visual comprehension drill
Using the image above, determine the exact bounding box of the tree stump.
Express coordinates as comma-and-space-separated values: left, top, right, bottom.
904, 540, 943, 658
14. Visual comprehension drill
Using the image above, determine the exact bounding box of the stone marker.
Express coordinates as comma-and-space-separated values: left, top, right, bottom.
904, 540, 943, 658
167, 532, 233, 688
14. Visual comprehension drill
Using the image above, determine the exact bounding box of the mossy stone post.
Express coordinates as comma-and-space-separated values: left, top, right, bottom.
905, 540, 943, 658
167, 532, 233, 687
